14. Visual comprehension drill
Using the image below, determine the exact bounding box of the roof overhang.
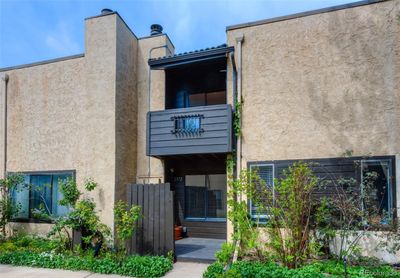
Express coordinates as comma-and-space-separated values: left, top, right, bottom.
148, 46, 234, 70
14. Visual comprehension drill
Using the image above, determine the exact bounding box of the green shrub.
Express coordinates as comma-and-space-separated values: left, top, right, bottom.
0, 174, 24, 237
119, 255, 173, 277
0, 251, 173, 278
215, 242, 235, 265
0, 234, 61, 253
203, 260, 400, 278
203, 262, 224, 278
114, 200, 141, 251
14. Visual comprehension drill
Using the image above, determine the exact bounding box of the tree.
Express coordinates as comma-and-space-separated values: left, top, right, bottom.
0, 174, 24, 237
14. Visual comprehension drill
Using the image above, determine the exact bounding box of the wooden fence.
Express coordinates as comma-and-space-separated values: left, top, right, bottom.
127, 183, 174, 256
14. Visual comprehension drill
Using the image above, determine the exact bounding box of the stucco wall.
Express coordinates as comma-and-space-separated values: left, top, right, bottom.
228, 0, 400, 165
227, 0, 400, 261
115, 16, 138, 204
0, 10, 175, 235
136, 35, 174, 184
0, 13, 122, 231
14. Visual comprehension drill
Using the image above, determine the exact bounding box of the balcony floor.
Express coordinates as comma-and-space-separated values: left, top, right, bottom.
175, 237, 225, 263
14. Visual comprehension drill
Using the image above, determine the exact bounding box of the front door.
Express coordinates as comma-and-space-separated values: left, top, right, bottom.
184, 174, 227, 221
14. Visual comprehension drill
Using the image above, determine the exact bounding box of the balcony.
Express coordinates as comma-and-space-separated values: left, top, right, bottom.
147, 104, 232, 156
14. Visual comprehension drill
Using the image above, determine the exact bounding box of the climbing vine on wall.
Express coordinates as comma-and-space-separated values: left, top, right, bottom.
233, 100, 242, 137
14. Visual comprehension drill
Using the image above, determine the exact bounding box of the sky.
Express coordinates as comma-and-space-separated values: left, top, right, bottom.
0, 0, 357, 68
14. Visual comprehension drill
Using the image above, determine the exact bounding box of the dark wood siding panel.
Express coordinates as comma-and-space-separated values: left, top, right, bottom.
271, 158, 360, 200
151, 130, 229, 141
127, 183, 174, 256
151, 123, 228, 135
250, 156, 395, 202
182, 220, 226, 239
147, 104, 232, 156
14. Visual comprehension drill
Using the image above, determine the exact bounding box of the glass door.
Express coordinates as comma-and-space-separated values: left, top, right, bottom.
184, 174, 226, 221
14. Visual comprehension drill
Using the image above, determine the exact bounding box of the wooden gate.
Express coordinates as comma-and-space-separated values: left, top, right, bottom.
127, 183, 174, 256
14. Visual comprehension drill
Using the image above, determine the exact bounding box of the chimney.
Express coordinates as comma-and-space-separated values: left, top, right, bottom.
150, 24, 163, 36
101, 8, 113, 15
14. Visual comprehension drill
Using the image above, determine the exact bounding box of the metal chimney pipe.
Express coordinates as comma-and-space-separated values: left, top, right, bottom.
150, 24, 163, 36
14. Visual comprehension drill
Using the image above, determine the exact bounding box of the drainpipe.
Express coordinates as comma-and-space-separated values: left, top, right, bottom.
147, 45, 172, 183
235, 34, 244, 179
230, 52, 237, 123
1, 74, 8, 179
231, 36, 243, 263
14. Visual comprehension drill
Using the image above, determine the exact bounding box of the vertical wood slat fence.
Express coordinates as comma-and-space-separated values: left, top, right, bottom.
127, 183, 174, 256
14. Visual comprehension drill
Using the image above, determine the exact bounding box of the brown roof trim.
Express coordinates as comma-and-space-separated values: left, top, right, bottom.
0, 54, 85, 72
226, 0, 385, 31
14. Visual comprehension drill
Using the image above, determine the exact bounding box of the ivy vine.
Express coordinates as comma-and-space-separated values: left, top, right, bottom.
233, 100, 242, 137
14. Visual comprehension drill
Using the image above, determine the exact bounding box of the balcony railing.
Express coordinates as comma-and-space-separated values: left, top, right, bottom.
147, 104, 232, 156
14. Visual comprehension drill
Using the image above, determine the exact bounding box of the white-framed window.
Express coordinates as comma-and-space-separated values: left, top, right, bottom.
249, 164, 274, 222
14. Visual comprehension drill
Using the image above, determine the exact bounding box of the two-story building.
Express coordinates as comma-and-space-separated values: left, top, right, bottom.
1, 0, 399, 262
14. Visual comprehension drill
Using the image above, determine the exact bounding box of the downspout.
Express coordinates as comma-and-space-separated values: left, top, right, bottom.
230, 52, 237, 127
229, 51, 237, 176
232, 36, 244, 265
147, 45, 172, 183
1, 74, 8, 179
235, 34, 244, 179
230, 52, 240, 264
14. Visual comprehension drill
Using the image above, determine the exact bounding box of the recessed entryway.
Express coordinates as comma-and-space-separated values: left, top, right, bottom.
175, 237, 225, 263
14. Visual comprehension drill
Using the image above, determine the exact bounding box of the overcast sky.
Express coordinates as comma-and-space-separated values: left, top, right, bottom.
0, 0, 356, 68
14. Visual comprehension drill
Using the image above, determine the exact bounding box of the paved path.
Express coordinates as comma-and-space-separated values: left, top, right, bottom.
0, 262, 209, 277
165, 262, 209, 277
175, 237, 224, 263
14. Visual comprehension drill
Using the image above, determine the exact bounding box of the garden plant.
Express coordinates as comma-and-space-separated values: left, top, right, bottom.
204, 159, 400, 277
0, 177, 172, 277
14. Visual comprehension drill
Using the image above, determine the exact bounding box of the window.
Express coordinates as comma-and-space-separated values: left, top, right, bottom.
249, 164, 274, 222
249, 157, 396, 225
185, 175, 206, 218
188, 91, 226, 107
12, 172, 73, 220
361, 160, 393, 222
172, 115, 203, 134
184, 174, 226, 220
189, 93, 206, 107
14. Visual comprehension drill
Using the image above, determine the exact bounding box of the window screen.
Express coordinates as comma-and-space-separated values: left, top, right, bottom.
250, 164, 274, 220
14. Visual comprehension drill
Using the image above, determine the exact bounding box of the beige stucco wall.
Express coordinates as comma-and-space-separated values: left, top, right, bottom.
227, 0, 400, 261
135, 35, 174, 184
115, 16, 138, 204
0, 9, 177, 237
0, 12, 140, 234
228, 0, 400, 165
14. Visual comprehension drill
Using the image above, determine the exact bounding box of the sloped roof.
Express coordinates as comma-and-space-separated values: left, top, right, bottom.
148, 44, 234, 69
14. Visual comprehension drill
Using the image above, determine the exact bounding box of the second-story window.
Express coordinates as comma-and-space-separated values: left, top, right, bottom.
172, 115, 204, 134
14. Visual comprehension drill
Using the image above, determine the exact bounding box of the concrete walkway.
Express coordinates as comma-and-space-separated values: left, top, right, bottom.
175, 237, 224, 263
0, 262, 209, 277
164, 262, 209, 277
